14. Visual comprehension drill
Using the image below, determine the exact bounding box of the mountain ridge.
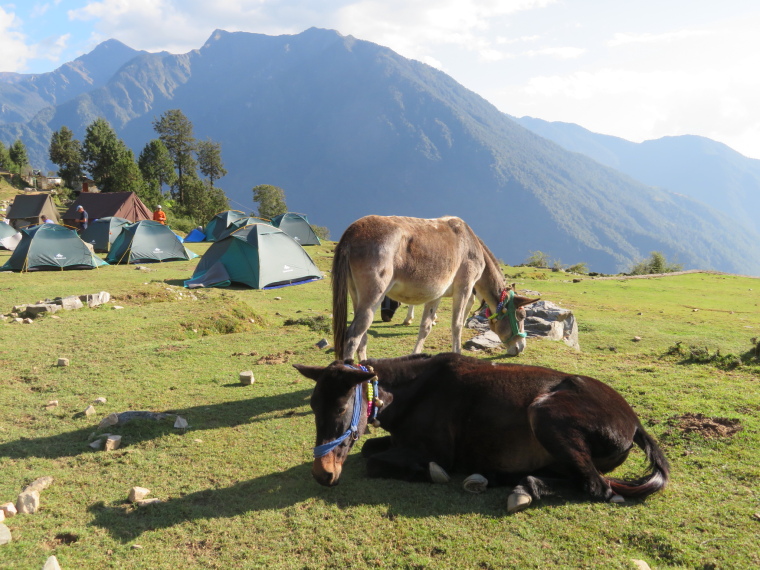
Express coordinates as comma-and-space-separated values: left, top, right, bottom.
1, 28, 759, 275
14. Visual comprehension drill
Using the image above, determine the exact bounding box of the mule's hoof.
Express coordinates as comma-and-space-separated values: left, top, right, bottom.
507, 492, 532, 514
463, 473, 488, 494
428, 462, 450, 484
610, 494, 625, 504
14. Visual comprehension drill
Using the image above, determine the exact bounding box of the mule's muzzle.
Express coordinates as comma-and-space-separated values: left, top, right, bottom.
312, 456, 343, 487
505, 336, 527, 357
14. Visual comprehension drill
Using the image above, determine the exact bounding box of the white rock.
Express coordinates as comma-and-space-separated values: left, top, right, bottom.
0, 523, 11, 545
0, 509, 4, 522
84, 405, 96, 417
0, 503, 17, 517
42, 555, 62, 570
57, 358, 69, 367
173, 416, 188, 429
23, 476, 53, 494
89, 438, 105, 450
98, 413, 119, 428
22, 318, 34, 324
46, 400, 59, 409
631, 560, 652, 570
16, 490, 40, 514
104, 435, 122, 451
128, 487, 151, 503
239, 370, 255, 385
113, 306, 124, 310
93, 397, 107, 404
135, 498, 162, 506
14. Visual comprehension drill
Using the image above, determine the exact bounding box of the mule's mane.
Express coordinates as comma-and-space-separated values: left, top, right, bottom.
476, 236, 506, 291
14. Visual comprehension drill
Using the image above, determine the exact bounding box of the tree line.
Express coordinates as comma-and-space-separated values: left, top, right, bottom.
47, 109, 229, 223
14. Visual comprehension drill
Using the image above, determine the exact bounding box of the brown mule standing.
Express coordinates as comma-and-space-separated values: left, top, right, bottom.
332, 215, 537, 360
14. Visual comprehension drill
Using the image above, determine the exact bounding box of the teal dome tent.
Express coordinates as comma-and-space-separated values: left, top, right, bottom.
1, 224, 108, 271
185, 224, 322, 289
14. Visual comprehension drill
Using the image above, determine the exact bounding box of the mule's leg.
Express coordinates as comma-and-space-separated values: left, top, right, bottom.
344, 281, 385, 360
450, 290, 476, 353
507, 475, 578, 513
366, 447, 445, 483
361, 436, 393, 458
402, 305, 415, 326
412, 299, 442, 353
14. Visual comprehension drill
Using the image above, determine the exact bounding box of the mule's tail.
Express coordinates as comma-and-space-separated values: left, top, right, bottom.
332, 238, 350, 359
606, 426, 670, 499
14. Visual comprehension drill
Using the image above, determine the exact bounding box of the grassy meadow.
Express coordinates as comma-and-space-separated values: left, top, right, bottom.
0, 239, 758, 569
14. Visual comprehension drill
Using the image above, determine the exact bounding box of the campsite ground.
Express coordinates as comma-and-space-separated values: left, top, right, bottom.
0, 243, 758, 569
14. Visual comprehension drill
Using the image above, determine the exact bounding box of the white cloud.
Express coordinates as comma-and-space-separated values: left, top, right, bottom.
0, 6, 35, 71
524, 46, 586, 59
608, 29, 712, 47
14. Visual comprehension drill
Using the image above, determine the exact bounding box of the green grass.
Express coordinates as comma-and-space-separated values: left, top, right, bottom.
0, 249, 758, 569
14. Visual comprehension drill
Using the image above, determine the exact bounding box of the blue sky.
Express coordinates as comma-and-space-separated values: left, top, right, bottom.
3, 1, 760, 159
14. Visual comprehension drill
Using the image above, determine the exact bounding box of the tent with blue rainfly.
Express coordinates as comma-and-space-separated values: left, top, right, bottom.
0, 224, 108, 271
183, 227, 207, 242
106, 220, 198, 264
80, 216, 131, 252
185, 223, 322, 289
204, 210, 248, 242
270, 212, 321, 245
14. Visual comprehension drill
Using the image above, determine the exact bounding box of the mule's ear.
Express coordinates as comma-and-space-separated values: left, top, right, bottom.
340, 364, 377, 386
292, 363, 325, 382
514, 295, 540, 308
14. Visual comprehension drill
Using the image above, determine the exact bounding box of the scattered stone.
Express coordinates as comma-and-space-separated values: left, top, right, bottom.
572, 278, 582, 283
79, 291, 111, 308
135, 498, 161, 507
632, 336, 642, 342
631, 560, 651, 570
524, 300, 580, 351
13, 318, 23, 324
23, 303, 60, 318
315, 338, 330, 350
57, 295, 84, 311
16, 490, 40, 514
22, 476, 53, 494
193, 439, 203, 443
51, 315, 61, 319
98, 413, 120, 428
128, 487, 151, 503
239, 370, 255, 386
0, 503, 17, 517
45, 400, 59, 410
0, 510, 4, 522
463, 330, 503, 351
89, 438, 106, 450
692, 308, 699, 312
274, 296, 282, 300
42, 555, 62, 570
104, 435, 122, 451
132, 544, 144, 549
0, 523, 11, 545
84, 405, 97, 417
56, 358, 69, 367
12, 304, 27, 314
112, 306, 124, 310
93, 397, 107, 404
22, 318, 34, 324
173, 415, 188, 429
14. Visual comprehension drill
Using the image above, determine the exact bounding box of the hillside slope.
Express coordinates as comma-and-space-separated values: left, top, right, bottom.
515, 116, 760, 236
1, 29, 759, 274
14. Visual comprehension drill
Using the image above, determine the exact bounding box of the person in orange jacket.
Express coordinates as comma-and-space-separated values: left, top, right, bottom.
153, 205, 167, 225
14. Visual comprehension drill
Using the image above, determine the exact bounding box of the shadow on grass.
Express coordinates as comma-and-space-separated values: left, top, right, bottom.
87, 451, 600, 542
0, 387, 312, 460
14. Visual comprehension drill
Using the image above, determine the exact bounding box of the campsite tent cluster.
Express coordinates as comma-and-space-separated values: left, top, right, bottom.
2, 196, 323, 290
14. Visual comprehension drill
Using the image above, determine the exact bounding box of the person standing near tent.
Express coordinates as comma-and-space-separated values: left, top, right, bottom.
76, 205, 88, 232
41, 215, 54, 224
153, 205, 167, 225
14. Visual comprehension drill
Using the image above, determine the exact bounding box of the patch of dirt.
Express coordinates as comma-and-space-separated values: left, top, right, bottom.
257, 350, 294, 365
671, 413, 742, 438
231, 351, 259, 357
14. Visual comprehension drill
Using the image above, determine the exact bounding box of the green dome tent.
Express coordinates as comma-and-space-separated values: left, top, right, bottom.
80, 217, 131, 252
204, 210, 248, 242
106, 220, 198, 264
216, 216, 271, 241
185, 223, 322, 289
0, 224, 108, 271
270, 212, 321, 245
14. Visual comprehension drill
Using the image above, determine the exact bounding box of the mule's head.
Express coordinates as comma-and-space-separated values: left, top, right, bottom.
293, 361, 376, 486
488, 284, 539, 356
